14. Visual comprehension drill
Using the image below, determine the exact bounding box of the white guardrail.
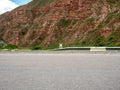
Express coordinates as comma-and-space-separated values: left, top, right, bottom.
54, 47, 120, 51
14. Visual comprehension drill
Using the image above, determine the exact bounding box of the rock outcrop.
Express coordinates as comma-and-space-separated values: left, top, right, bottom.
0, 0, 120, 48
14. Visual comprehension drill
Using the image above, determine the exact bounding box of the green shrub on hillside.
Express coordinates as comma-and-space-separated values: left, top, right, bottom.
32, 45, 43, 50
106, 27, 120, 46
80, 31, 106, 46
108, 0, 120, 7
58, 19, 72, 27
5, 44, 18, 50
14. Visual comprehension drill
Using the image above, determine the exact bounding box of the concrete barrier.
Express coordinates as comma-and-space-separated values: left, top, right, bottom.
90, 47, 106, 51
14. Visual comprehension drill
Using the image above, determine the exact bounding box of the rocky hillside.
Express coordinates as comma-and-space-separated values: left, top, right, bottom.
0, 0, 120, 49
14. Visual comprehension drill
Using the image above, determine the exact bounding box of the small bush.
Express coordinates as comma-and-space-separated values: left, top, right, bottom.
32, 45, 43, 50
5, 44, 18, 49
58, 19, 72, 27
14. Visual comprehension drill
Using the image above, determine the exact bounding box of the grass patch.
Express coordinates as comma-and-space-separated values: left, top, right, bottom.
105, 27, 120, 46
29, 0, 55, 7
95, 11, 120, 31
80, 31, 106, 46
0, 44, 18, 50
46, 43, 59, 49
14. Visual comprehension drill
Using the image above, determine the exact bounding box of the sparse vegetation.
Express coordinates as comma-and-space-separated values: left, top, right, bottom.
13, 23, 21, 28
0, 44, 18, 50
5, 17, 12, 22
80, 31, 105, 46
47, 43, 59, 49
0, 26, 4, 32
30, 0, 55, 7
105, 27, 120, 46
58, 19, 72, 27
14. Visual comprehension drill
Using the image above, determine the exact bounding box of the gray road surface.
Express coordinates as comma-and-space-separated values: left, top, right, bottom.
0, 52, 120, 90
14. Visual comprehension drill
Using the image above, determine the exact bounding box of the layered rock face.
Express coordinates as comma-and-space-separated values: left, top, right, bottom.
0, 0, 120, 48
